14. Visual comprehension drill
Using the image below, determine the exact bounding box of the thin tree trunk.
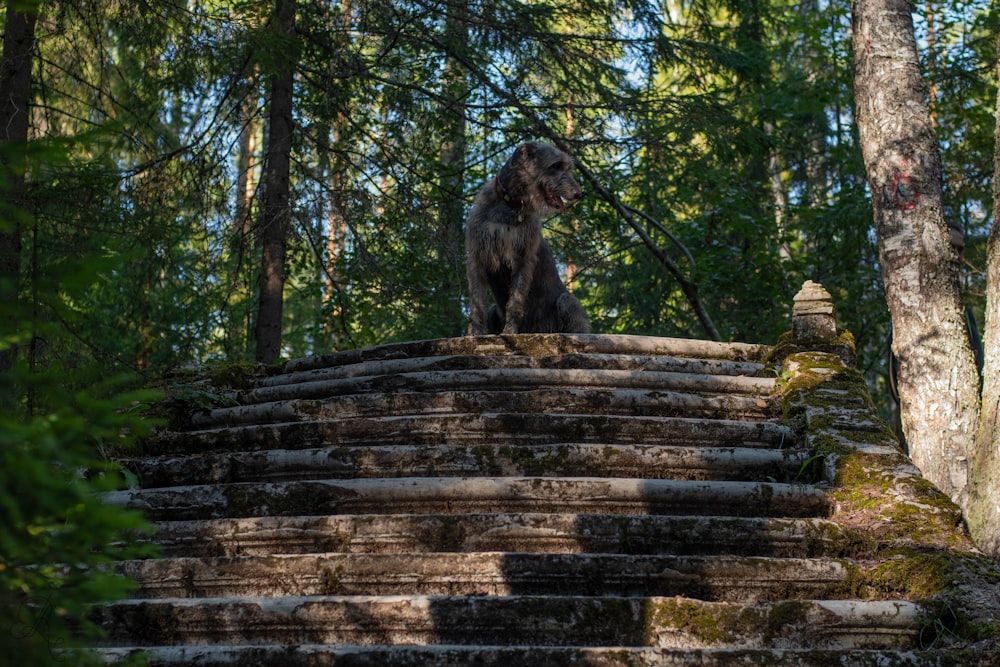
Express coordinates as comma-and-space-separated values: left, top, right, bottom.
319, 0, 350, 345
232, 85, 258, 357
799, 0, 828, 211
254, 0, 296, 364
965, 33, 1000, 556
766, 120, 790, 261
0, 2, 37, 375
435, 0, 468, 337
324, 182, 347, 338
314, 125, 344, 342
851, 0, 980, 508
561, 103, 581, 289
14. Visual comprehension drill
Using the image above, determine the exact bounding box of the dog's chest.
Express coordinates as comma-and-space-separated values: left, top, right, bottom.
483, 220, 538, 272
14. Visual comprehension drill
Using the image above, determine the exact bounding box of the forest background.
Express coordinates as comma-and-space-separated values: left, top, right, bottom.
0, 0, 996, 662
5, 0, 997, 403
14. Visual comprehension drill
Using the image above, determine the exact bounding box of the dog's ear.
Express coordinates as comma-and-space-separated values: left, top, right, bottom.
517, 142, 539, 161
503, 143, 536, 178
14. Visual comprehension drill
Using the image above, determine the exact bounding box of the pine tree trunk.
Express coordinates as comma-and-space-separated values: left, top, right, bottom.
254, 0, 296, 364
851, 0, 981, 508
0, 2, 37, 375
435, 0, 468, 337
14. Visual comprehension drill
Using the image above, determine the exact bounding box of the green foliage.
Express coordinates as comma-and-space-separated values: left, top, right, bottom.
0, 138, 159, 664
924, 5, 997, 328
0, 368, 160, 665
10, 0, 998, 405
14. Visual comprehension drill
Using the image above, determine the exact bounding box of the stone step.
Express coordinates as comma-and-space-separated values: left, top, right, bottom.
97, 645, 965, 667
119, 552, 849, 601
237, 369, 776, 407
95, 330, 982, 664
148, 513, 846, 559
93, 595, 920, 650
146, 414, 797, 455
103, 477, 829, 522
257, 353, 770, 390
124, 444, 809, 487
280, 334, 772, 374
188, 388, 776, 431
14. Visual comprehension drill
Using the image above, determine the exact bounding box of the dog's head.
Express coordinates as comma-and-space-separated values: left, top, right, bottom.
498, 142, 583, 215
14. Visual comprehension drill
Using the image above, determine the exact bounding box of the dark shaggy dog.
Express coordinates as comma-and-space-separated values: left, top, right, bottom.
465, 142, 591, 335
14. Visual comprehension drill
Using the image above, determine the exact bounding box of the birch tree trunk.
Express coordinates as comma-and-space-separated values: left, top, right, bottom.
255, 0, 296, 364
230, 83, 258, 357
965, 34, 1000, 556
851, 0, 982, 515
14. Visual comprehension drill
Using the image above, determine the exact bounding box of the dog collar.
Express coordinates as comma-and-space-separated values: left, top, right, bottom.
494, 174, 522, 210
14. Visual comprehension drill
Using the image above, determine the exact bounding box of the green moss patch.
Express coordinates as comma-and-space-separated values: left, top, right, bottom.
645, 599, 812, 647
773, 336, 1000, 651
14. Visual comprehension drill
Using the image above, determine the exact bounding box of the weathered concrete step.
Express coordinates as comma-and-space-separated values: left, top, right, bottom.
259, 353, 769, 390
189, 388, 776, 431
93, 595, 920, 650
119, 552, 849, 601
149, 513, 846, 559
238, 369, 776, 407
282, 334, 772, 374
104, 477, 830, 521
124, 444, 809, 487
146, 414, 797, 455
97, 644, 970, 667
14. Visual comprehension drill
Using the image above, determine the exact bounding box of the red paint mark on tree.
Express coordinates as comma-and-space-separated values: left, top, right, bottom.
891, 171, 918, 211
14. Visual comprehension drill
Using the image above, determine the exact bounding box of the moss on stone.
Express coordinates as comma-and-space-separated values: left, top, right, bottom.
492, 334, 571, 359
761, 600, 811, 642
143, 360, 273, 435
645, 599, 814, 647
765, 330, 857, 368
836, 552, 956, 600
645, 598, 738, 645
320, 565, 345, 594
472, 445, 500, 475
505, 444, 575, 476
772, 331, 1000, 652
874, 553, 957, 598
829, 450, 967, 550
205, 361, 272, 389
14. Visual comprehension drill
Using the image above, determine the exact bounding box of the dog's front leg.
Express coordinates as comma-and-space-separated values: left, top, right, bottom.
502, 252, 537, 334
467, 264, 492, 335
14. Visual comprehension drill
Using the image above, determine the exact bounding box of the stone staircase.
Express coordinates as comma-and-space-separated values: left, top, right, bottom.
95, 308, 999, 664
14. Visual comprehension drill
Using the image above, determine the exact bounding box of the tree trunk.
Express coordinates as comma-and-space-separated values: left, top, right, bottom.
435, 0, 468, 337
798, 0, 829, 212
254, 0, 296, 364
0, 2, 37, 375
851, 0, 981, 508
321, 0, 351, 346
965, 33, 1000, 556
231, 82, 259, 358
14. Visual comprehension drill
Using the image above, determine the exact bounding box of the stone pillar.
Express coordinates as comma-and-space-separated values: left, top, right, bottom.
792, 280, 837, 341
